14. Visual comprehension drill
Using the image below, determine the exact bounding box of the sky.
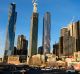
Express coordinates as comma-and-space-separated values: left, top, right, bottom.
0, 0, 80, 57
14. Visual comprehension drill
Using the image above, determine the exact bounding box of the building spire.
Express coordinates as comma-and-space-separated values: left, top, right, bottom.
32, 0, 38, 13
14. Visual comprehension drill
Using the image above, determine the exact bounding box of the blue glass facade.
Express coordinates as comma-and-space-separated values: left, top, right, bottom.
5, 3, 17, 56
43, 12, 51, 54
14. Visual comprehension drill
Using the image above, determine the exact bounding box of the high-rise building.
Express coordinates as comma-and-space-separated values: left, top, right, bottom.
29, 1, 38, 56
16, 35, 28, 55
63, 33, 75, 56
17, 35, 28, 50
5, 3, 17, 56
73, 21, 80, 51
13, 35, 28, 63
59, 28, 68, 56
73, 21, 80, 39
53, 43, 59, 56
59, 37, 63, 56
42, 12, 51, 54
68, 21, 80, 51
59, 21, 80, 56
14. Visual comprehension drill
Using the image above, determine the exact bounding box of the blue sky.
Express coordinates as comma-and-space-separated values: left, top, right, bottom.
0, 0, 80, 57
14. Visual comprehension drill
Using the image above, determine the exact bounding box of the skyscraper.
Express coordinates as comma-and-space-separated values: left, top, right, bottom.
16, 35, 28, 55
17, 35, 28, 50
67, 23, 78, 37
63, 32, 75, 56
59, 37, 63, 56
59, 27, 69, 56
59, 21, 80, 57
53, 43, 59, 56
29, 0, 38, 56
68, 21, 80, 51
42, 12, 51, 54
5, 3, 17, 56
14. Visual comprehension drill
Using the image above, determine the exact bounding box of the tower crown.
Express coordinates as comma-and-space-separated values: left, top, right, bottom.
32, 0, 38, 13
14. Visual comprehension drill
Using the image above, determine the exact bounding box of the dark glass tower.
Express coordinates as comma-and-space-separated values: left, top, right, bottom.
5, 3, 17, 56
29, 1, 38, 56
43, 12, 51, 54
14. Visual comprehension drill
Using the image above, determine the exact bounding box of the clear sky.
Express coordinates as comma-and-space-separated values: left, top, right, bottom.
0, 0, 80, 57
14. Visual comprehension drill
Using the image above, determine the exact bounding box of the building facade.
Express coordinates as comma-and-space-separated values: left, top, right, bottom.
73, 21, 80, 51
59, 37, 63, 56
63, 34, 75, 56
38, 46, 43, 55
60, 27, 68, 36
17, 35, 28, 50
53, 43, 59, 56
15, 35, 28, 55
5, 3, 17, 56
42, 12, 51, 54
29, 1, 38, 56
13, 35, 28, 63
59, 21, 80, 56
68, 21, 80, 51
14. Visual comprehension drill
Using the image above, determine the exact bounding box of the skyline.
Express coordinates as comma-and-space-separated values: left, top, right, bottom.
0, 0, 80, 57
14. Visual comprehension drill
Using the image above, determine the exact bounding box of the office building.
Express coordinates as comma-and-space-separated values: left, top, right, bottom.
4, 3, 17, 56
59, 37, 63, 56
29, 1, 38, 56
68, 21, 80, 51
53, 43, 59, 56
42, 12, 51, 54
17, 35, 28, 55
59, 21, 80, 56
59, 27, 69, 56
13, 35, 28, 63
14, 35, 28, 55
73, 21, 80, 51
60, 27, 68, 36
67, 22, 80, 38
17, 35, 28, 50
63, 34, 75, 56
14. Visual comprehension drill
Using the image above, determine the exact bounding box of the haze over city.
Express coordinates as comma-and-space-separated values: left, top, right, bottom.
0, 0, 80, 57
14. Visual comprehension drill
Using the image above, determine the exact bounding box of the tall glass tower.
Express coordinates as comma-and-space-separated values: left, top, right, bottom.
29, 0, 38, 56
5, 3, 17, 56
43, 12, 51, 54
